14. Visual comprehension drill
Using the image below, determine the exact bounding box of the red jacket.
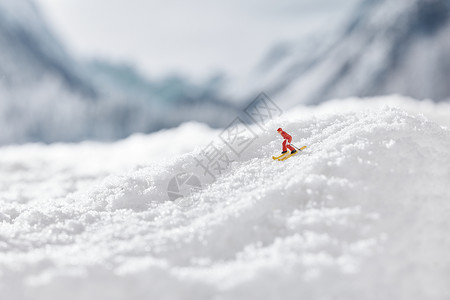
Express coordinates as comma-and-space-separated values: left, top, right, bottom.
280, 131, 292, 143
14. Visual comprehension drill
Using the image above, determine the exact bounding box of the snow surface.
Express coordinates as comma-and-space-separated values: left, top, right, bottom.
1, 95, 450, 300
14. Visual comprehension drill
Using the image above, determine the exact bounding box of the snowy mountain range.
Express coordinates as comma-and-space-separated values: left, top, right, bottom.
1, 0, 450, 144
257, 0, 450, 105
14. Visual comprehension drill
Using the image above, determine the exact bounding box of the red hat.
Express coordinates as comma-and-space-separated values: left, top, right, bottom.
277, 128, 283, 132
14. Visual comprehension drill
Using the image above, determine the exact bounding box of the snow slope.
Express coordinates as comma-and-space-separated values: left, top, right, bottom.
1, 96, 450, 300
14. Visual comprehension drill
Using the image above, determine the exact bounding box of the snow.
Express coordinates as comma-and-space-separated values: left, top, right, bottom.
1, 95, 450, 300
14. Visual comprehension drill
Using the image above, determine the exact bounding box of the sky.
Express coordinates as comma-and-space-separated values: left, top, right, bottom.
34, 0, 359, 81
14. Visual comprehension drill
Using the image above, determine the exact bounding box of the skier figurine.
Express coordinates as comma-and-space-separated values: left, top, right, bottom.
272, 128, 307, 161
277, 128, 297, 155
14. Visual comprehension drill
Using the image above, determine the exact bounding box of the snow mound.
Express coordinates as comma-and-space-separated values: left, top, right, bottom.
1, 96, 450, 300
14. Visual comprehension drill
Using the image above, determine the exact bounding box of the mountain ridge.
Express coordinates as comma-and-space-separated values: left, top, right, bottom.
260, 0, 450, 105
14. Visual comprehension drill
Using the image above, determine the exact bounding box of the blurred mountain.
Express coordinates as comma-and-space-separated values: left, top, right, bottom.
0, 0, 236, 144
0, 0, 96, 96
259, 0, 450, 105
2, 0, 450, 144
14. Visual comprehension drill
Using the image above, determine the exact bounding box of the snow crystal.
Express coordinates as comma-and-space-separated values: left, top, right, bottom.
0, 96, 449, 300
